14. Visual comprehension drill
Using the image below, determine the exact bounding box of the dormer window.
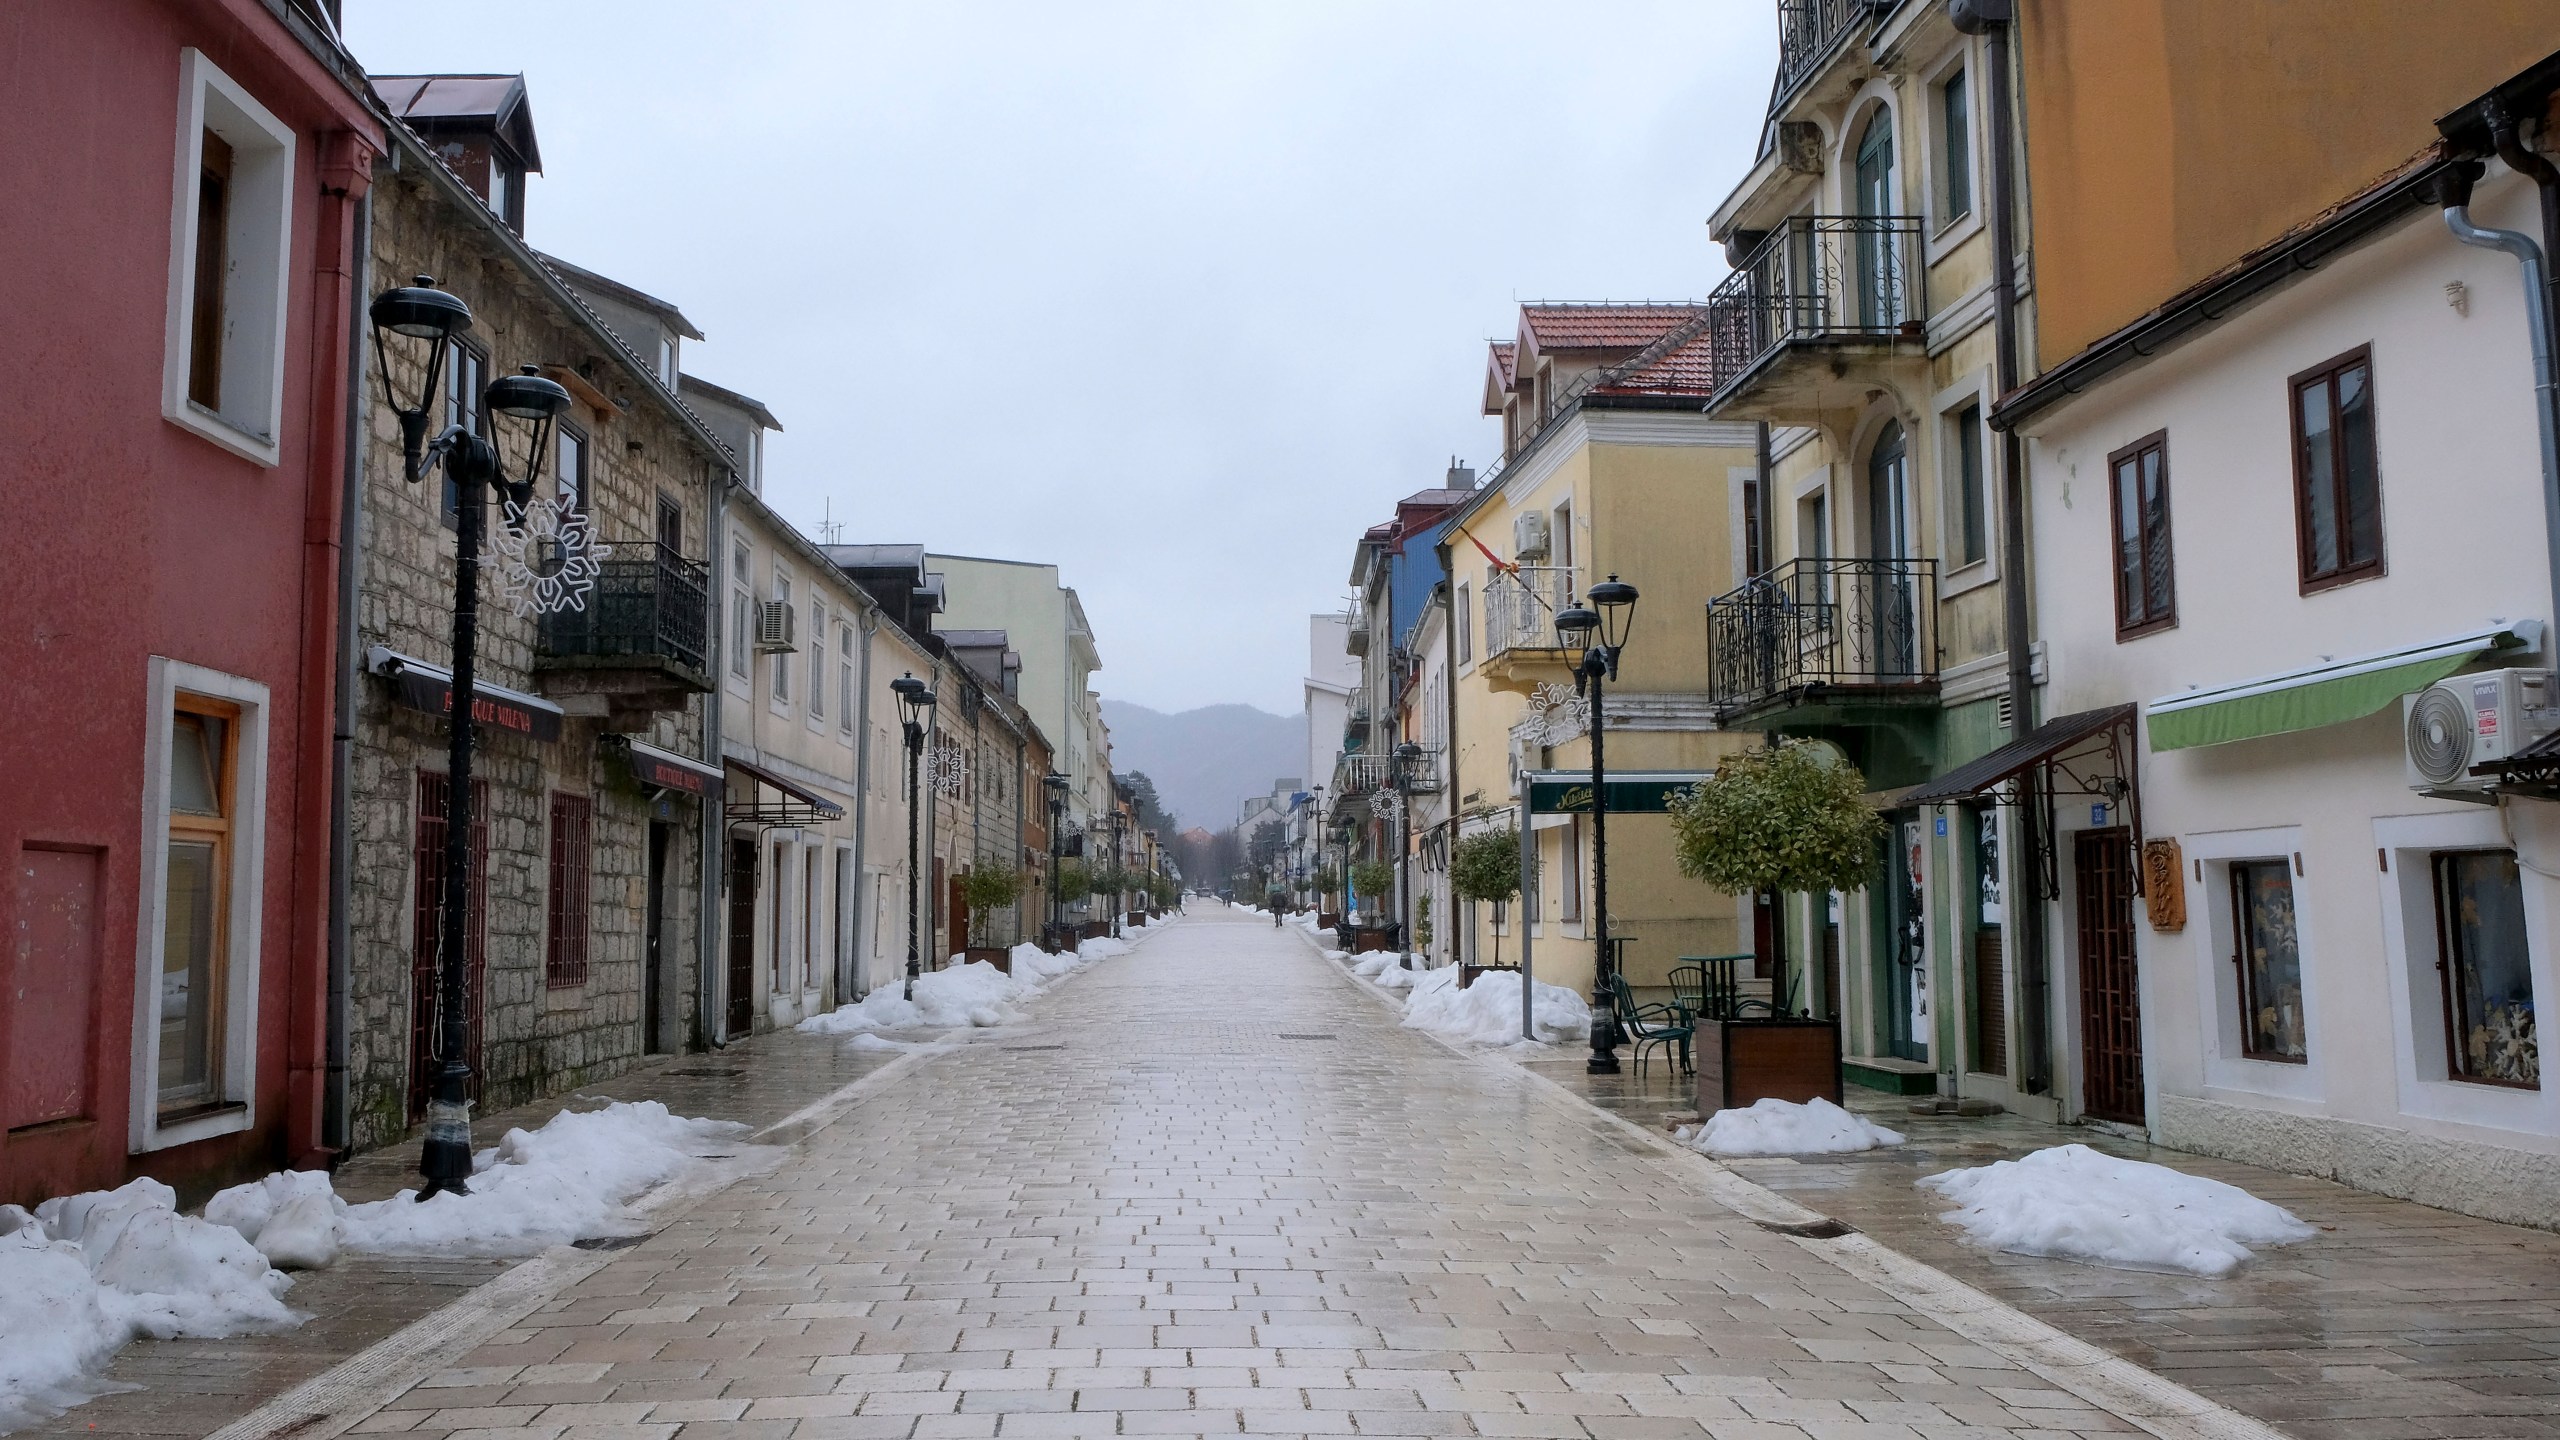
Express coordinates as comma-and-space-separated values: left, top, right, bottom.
657, 335, 675, 385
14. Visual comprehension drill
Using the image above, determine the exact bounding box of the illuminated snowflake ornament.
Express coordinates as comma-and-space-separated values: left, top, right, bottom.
927, 742, 971, 798
1527, 680, 1589, 746
494, 498, 611, 617
1370, 787, 1404, 824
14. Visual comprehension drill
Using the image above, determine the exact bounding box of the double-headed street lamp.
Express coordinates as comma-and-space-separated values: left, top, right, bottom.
892, 674, 937, 999
1108, 810, 1129, 937
1392, 741, 1422, 967
1555, 574, 1640, 1077
369, 278, 573, 1198
1042, 772, 1069, 951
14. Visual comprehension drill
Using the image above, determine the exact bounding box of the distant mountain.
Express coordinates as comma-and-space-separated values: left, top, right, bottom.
1101, 700, 1304, 833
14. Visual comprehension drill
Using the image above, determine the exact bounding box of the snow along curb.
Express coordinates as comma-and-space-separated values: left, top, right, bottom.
1312, 952, 2288, 1440
193, 1042, 947, 1440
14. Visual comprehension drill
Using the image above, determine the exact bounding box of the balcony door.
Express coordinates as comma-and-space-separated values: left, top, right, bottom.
1865, 422, 1917, 677
1853, 109, 1899, 328
1878, 816, 1930, 1064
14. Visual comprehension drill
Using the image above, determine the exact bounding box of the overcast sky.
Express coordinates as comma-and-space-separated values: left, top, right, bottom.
344, 2, 1774, 716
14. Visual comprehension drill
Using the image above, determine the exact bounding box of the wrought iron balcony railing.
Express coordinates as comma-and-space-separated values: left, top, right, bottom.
1338, 746, 1445, 796
1483, 566, 1584, 658
1775, 0, 1877, 107
1706, 555, 1939, 712
538, 539, 710, 675
1704, 215, 1926, 400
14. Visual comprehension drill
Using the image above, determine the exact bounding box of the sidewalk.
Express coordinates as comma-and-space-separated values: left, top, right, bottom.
38, 1023, 916, 1440
1510, 1033, 2560, 1439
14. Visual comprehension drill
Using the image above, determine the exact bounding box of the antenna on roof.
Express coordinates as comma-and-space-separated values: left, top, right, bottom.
815, 497, 843, 545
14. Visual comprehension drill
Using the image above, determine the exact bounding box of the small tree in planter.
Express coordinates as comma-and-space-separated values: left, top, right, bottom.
1313, 865, 1341, 909
958, 867, 1024, 960
1450, 827, 1523, 968
1413, 894, 1434, 954
1668, 741, 1884, 899
1054, 859, 1092, 904
1350, 860, 1396, 917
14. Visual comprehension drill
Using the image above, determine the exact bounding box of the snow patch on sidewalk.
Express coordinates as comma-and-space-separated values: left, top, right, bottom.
1351, 953, 1419, 991
1679, 1098, 1904, 1157
1400, 965, 1589, 1045
1918, 1143, 2317, 1276
800, 917, 1159, 1038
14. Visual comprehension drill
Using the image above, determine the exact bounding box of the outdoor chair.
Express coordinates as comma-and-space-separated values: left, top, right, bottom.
1609, 973, 1693, 1079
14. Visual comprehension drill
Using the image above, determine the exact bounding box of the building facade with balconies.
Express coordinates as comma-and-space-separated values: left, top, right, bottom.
1700, 0, 2029, 1105
346, 84, 726, 1153
1437, 305, 1763, 1006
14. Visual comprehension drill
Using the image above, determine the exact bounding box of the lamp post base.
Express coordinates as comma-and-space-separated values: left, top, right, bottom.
1587, 1006, 1622, 1075
417, 1096, 474, 1199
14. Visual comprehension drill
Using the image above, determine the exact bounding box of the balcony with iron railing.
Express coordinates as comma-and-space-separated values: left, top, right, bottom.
1774, 0, 1886, 110
535, 539, 713, 723
1337, 745, 1445, 796
1702, 214, 1927, 420
1344, 598, 1370, 656
1475, 565, 1587, 693
1705, 555, 1939, 722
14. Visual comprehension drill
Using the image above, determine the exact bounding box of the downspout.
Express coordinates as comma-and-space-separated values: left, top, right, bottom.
848, 606, 880, 998
323, 174, 372, 1157
700, 464, 734, 1048
1953, 0, 2049, 1095
2442, 160, 2560, 645
2490, 103, 2560, 353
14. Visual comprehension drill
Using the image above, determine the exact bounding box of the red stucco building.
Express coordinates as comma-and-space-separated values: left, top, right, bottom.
0, 0, 381, 1202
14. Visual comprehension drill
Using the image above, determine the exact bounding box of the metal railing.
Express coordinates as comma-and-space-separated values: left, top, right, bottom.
1706, 555, 1939, 710
1775, 0, 1876, 106
538, 539, 710, 674
1337, 746, 1445, 795
1483, 566, 1584, 657
1344, 599, 1369, 656
1704, 215, 1926, 400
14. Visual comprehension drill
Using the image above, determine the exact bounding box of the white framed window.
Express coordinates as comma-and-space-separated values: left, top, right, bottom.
656, 334, 676, 386
808, 601, 827, 726
838, 624, 856, 736
1453, 582, 1472, 666
2183, 826, 2322, 1105
162, 50, 297, 467
132, 658, 270, 1153
1934, 373, 1999, 594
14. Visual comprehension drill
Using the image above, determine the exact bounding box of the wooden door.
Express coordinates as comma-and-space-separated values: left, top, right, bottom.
8, 846, 100, 1129
726, 838, 757, 1037
2074, 827, 2145, 1124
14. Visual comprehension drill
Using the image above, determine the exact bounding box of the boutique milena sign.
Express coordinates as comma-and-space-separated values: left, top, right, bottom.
1523, 770, 1710, 816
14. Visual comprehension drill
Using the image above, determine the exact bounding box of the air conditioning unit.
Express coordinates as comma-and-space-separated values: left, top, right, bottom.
755, 599, 797, 653
1512, 510, 1550, 561
2403, 667, 2557, 793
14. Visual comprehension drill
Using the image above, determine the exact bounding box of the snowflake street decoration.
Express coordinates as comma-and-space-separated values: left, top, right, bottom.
1527, 680, 1589, 745
927, 742, 970, 797
494, 497, 610, 616
1371, 787, 1404, 824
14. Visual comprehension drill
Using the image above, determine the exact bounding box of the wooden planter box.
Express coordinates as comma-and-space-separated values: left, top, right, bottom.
1081, 921, 1110, 941
964, 945, 1012, 973
1695, 1017, 1842, 1113
1126, 911, 1146, 929
1458, 963, 1520, 990
1317, 911, 1341, 929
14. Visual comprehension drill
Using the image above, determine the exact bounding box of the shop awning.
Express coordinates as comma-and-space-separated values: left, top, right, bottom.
2145, 621, 2541, 752
366, 646, 564, 743
724, 755, 844, 824
1522, 770, 1711, 815
612, 737, 723, 800
1902, 706, 2135, 807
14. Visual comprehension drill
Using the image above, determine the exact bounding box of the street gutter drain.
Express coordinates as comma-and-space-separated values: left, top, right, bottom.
1278, 1033, 1338, 1041
1004, 1044, 1067, 1051
1753, 1217, 1856, 1240
571, 1232, 656, 1251
664, 1067, 745, 1078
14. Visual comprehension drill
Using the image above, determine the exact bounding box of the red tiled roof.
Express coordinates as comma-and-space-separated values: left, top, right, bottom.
1488, 341, 1517, 388
1588, 318, 1719, 398
1519, 303, 1707, 355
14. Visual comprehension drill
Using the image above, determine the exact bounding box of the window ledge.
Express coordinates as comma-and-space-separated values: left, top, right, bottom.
137, 1100, 252, 1153
1942, 557, 1998, 599
166, 400, 281, 468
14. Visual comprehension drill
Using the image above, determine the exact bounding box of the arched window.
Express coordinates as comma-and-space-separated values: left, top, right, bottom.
1852, 109, 1903, 326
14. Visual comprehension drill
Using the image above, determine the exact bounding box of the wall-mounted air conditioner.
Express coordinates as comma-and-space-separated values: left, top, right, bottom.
2403, 667, 2557, 795
1513, 510, 1550, 561
755, 599, 797, 653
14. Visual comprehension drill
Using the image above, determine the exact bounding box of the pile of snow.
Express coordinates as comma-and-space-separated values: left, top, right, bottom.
1918, 1143, 2317, 1276
1350, 953, 1420, 991
1008, 941, 1081, 985
1400, 965, 1589, 1045
0, 1178, 301, 1430
1682, 1098, 1904, 1157
800, 959, 1026, 1034
1321, 948, 1349, 961
1077, 935, 1132, 960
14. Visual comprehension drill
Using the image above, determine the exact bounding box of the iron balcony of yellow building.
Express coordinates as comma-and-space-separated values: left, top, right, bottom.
534, 537, 715, 729
1477, 565, 1585, 695
1705, 554, 1939, 728
1702, 214, 1927, 425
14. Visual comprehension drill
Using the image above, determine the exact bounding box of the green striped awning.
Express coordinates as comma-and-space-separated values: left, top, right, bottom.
2145, 622, 2541, 752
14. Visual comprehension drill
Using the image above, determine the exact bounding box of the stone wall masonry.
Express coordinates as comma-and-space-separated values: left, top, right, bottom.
346, 164, 718, 1157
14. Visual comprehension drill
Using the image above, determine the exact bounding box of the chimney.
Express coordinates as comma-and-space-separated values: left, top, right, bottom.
1447, 457, 1476, 489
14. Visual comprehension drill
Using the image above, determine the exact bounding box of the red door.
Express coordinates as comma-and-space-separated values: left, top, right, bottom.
8, 846, 100, 1129
2074, 827, 2145, 1124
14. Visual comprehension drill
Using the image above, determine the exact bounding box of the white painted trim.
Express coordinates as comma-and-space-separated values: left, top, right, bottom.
161, 50, 295, 468
1932, 369, 2000, 594
2180, 825, 2325, 1105
132, 657, 270, 1153
1925, 281, 1996, 356
1579, 411, 1759, 449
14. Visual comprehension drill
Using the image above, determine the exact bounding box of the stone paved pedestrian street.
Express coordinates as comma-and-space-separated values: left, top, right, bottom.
197, 907, 2229, 1440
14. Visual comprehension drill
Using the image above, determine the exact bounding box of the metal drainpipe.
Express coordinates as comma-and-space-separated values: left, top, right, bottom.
323, 181, 372, 1155
700, 466, 734, 1048
1954, 0, 2050, 1096
848, 606, 880, 997
2443, 160, 2560, 647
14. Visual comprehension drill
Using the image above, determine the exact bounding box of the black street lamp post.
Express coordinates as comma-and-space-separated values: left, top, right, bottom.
1556, 574, 1640, 1077
369, 278, 571, 1197
892, 674, 936, 1000
1108, 812, 1128, 937
1393, 742, 1421, 967
1043, 772, 1068, 952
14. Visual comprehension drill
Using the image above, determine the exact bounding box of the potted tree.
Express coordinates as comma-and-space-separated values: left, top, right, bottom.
1313, 866, 1343, 930
958, 867, 1025, 970
1086, 865, 1124, 940
1667, 742, 1882, 1111
1349, 860, 1398, 953
1450, 827, 1522, 988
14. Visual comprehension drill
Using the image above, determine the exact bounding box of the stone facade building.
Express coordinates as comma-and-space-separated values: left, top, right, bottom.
345, 82, 731, 1152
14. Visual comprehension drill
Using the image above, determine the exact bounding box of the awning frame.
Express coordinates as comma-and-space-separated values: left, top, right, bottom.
1901, 705, 2143, 903
366, 645, 566, 743
724, 755, 845, 826
2145, 620, 2540, 752
610, 736, 724, 801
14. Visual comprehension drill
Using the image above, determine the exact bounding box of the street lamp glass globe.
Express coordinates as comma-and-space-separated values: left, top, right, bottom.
369, 277, 472, 341
1588, 574, 1639, 650
1555, 604, 1600, 639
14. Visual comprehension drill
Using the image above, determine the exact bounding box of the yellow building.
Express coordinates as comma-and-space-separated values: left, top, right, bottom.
1437, 305, 1762, 1012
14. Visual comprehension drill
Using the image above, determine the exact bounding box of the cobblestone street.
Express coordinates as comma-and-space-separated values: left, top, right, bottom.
55, 909, 2560, 1440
